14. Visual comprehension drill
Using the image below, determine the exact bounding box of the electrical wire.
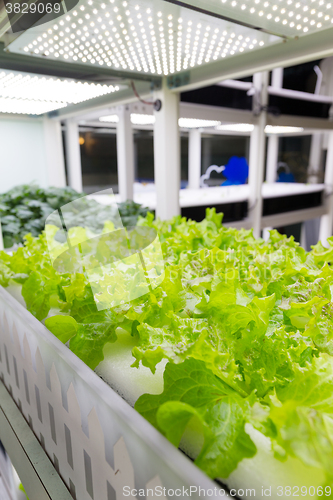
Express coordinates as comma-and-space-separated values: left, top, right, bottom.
130, 81, 162, 111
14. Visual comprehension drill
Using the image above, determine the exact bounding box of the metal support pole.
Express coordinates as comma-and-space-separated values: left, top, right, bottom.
271, 67, 284, 88
43, 118, 66, 188
266, 135, 279, 183
116, 106, 134, 201
300, 222, 307, 249
0, 219, 3, 250
307, 60, 325, 184
266, 68, 283, 184
317, 58, 333, 244
153, 78, 180, 219
319, 130, 333, 245
308, 133, 323, 183
188, 128, 201, 190
65, 120, 83, 192
248, 72, 269, 238
307, 59, 333, 185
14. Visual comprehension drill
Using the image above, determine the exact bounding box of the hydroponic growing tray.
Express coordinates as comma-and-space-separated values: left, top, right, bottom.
0, 285, 226, 500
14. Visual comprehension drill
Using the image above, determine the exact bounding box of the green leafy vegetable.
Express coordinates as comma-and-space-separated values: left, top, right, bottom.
3, 207, 333, 485
0, 184, 149, 248
0, 184, 82, 248
135, 358, 256, 478
45, 315, 78, 343
21, 271, 55, 321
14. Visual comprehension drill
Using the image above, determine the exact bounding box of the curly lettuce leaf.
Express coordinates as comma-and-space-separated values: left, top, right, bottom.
45, 315, 78, 344
266, 356, 333, 478
4, 208, 333, 484
21, 271, 57, 320
135, 358, 256, 478
45, 313, 117, 369
69, 322, 117, 369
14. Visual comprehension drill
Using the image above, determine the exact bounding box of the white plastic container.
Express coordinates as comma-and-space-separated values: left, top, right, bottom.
0, 286, 225, 500
0, 444, 17, 500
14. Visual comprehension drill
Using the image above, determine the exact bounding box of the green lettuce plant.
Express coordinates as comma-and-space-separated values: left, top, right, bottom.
0, 184, 148, 248
1, 209, 333, 486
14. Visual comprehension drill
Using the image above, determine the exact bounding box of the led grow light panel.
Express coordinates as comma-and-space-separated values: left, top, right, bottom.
0, 68, 120, 114
99, 113, 222, 127
216, 122, 253, 132
165, 0, 333, 38
7, 0, 278, 76
99, 114, 306, 132
0, 97, 67, 114
215, 123, 304, 135
265, 125, 304, 134
216, 123, 305, 133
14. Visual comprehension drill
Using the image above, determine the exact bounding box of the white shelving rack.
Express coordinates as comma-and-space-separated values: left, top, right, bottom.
1, 0, 333, 498
1, 0, 332, 235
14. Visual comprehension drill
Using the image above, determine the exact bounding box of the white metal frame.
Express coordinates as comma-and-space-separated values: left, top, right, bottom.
153, 79, 181, 218
248, 72, 269, 238
51, 88, 333, 222
188, 128, 202, 190
116, 105, 135, 202
43, 118, 66, 188
265, 68, 283, 190
319, 130, 333, 245
64, 120, 83, 193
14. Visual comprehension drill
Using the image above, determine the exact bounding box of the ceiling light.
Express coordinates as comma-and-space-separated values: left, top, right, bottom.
0, 97, 67, 115
216, 124, 305, 134
0, 69, 120, 115
265, 125, 304, 134
10, 0, 327, 77
179, 118, 221, 128
216, 123, 254, 132
7, 0, 278, 76
99, 114, 119, 123
131, 113, 155, 125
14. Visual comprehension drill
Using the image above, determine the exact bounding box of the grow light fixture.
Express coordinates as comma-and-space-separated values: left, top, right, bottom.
265, 125, 304, 134
0, 97, 67, 114
216, 124, 305, 134
178, 117, 221, 128
131, 113, 155, 125
7, 0, 273, 76
99, 113, 155, 124
216, 123, 254, 132
99, 114, 119, 122
98, 115, 307, 133
99, 113, 222, 128
176, 0, 333, 38
0, 69, 120, 115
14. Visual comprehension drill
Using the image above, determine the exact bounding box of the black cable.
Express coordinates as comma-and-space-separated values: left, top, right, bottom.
261, 105, 281, 117
130, 81, 162, 111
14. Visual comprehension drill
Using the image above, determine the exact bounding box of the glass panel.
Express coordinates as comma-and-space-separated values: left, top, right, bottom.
80, 131, 118, 194
201, 134, 250, 185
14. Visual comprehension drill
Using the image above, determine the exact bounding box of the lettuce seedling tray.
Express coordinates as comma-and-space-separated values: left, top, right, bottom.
0, 285, 224, 500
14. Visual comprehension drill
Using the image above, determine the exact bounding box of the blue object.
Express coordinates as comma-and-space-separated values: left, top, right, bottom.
221, 156, 249, 186
277, 172, 295, 183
